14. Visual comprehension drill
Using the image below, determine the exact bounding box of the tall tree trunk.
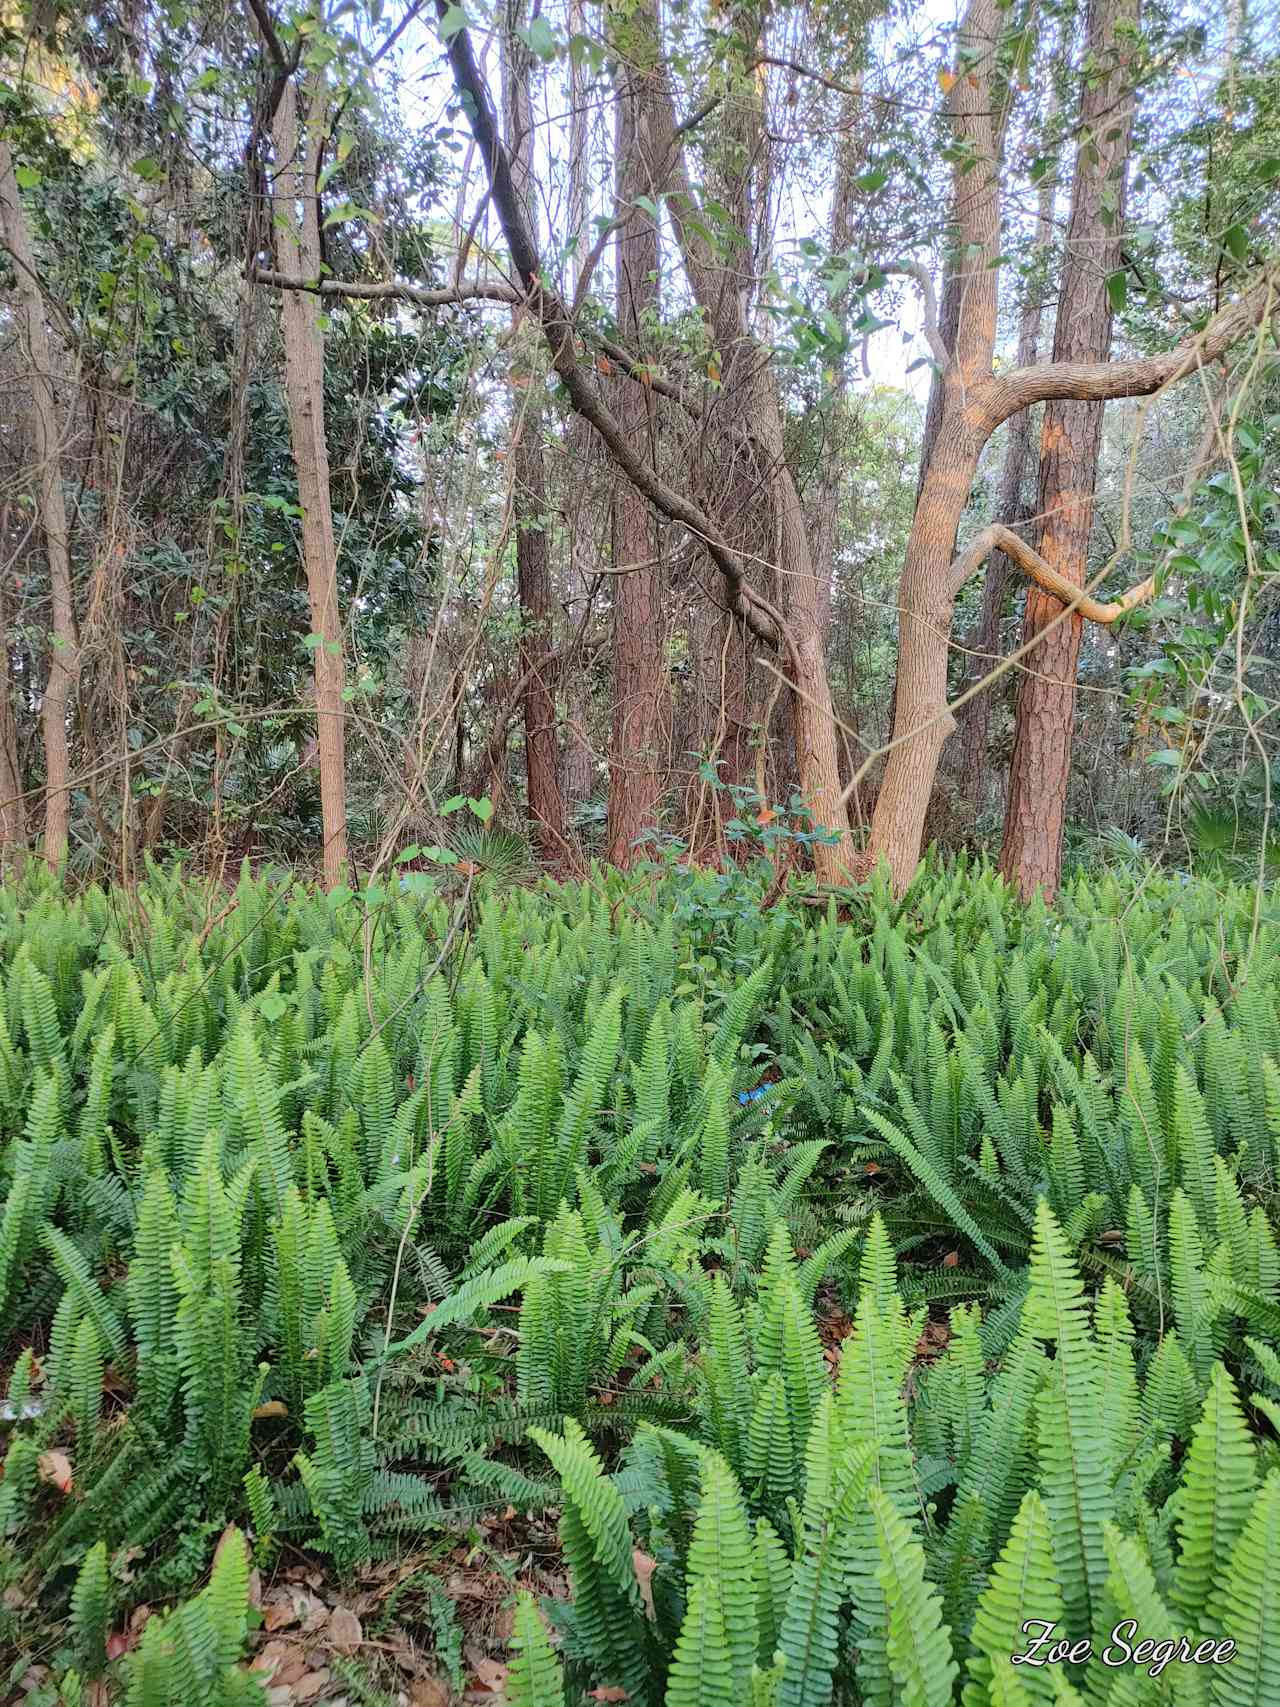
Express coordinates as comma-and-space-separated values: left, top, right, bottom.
958, 114, 1058, 808
606, 11, 669, 866
560, 0, 600, 815
270, 79, 348, 887
502, 3, 567, 863
865, 0, 1000, 888
1000, 0, 1137, 900
0, 139, 77, 870
0, 571, 26, 861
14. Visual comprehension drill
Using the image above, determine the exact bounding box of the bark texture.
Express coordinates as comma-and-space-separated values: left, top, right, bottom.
864, 0, 1000, 888
606, 9, 669, 866
0, 139, 77, 869
502, 6, 567, 863
999, 0, 1137, 900
0, 571, 26, 859
270, 78, 348, 887
959, 124, 1057, 809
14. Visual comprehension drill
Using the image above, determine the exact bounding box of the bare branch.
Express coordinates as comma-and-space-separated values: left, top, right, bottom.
879, 260, 949, 368
250, 264, 518, 308
248, 265, 713, 422
948, 522, 1154, 621
983, 260, 1279, 428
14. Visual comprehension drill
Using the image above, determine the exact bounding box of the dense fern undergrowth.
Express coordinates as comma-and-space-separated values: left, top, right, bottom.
3, 858, 1280, 1705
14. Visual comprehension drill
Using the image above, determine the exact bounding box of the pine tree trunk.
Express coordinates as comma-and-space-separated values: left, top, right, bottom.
0, 140, 76, 871
270, 80, 348, 888
502, 6, 567, 863
1000, 0, 1137, 900
606, 17, 669, 866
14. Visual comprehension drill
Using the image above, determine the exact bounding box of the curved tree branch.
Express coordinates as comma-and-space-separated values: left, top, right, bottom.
983, 260, 1279, 429
879, 260, 950, 368
948, 522, 1154, 622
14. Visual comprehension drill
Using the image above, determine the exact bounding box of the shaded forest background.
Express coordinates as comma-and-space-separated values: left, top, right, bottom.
0, 0, 1277, 902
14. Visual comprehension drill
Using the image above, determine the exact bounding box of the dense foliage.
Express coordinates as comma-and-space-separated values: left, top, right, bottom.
2, 860, 1280, 1701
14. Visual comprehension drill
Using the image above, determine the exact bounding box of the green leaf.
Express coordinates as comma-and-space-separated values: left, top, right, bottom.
438, 3, 468, 40
1222, 224, 1249, 261
1106, 269, 1127, 312
519, 15, 558, 60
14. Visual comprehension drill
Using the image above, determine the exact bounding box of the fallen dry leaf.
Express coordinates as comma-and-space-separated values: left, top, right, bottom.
327, 1607, 363, 1655
252, 1640, 310, 1688
469, 1656, 508, 1693
262, 1594, 299, 1634
37, 1450, 73, 1494
588, 1690, 629, 1702
292, 1670, 331, 1703
942, 1250, 960, 1268
252, 1400, 290, 1420
409, 1679, 452, 1707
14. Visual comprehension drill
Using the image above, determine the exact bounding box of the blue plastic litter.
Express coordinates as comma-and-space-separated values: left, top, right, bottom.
738, 1084, 774, 1105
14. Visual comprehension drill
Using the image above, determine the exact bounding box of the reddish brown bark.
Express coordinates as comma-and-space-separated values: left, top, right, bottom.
606, 16, 669, 866
1000, 0, 1137, 900
502, 5, 567, 863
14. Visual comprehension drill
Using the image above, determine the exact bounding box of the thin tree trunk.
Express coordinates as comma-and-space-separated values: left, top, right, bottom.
958, 118, 1058, 808
606, 14, 669, 866
0, 572, 26, 861
270, 78, 348, 887
1000, 0, 1137, 900
502, 3, 567, 862
0, 139, 77, 870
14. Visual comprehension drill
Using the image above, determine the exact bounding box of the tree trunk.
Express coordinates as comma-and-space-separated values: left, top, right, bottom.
605, 10, 669, 865
560, 0, 600, 815
0, 139, 77, 870
502, 5, 567, 863
1000, 0, 1137, 900
865, 0, 1000, 889
958, 119, 1058, 808
270, 79, 348, 887
0, 570, 26, 862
